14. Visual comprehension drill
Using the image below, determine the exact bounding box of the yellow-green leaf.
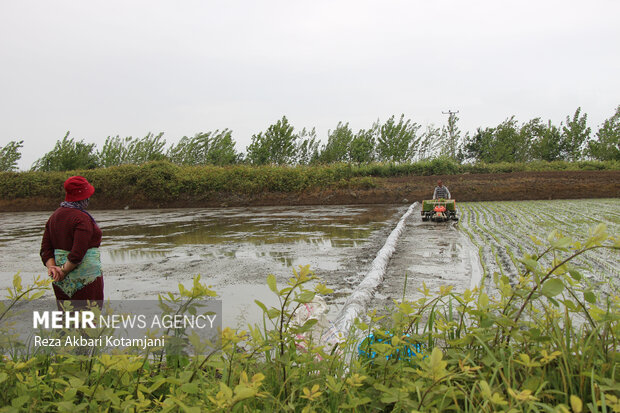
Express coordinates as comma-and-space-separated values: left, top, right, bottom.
478, 292, 489, 309
570, 395, 583, 413
541, 279, 564, 297
266, 274, 277, 293
583, 291, 597, 304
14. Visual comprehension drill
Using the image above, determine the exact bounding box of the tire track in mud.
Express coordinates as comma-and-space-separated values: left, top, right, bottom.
321, 202, 481, 344
326, 202, 419, 335
371, 203, 479, 308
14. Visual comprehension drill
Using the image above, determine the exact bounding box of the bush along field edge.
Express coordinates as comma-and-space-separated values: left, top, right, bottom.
0, 160, 618, 209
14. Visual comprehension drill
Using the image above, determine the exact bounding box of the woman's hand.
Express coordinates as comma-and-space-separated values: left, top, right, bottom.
47, 265, 65, 282
45, 258, 64, 281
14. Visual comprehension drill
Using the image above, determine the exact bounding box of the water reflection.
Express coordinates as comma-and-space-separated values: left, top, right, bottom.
268, 251, 295, 267
103, 215, 392, 246
103, 237, 365, 264
0, 205, 398, 267
96, 205, 400, 264
104, 249, 168, 262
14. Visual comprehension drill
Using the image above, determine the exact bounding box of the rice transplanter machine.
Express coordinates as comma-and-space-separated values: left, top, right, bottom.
421, 199, 459, 222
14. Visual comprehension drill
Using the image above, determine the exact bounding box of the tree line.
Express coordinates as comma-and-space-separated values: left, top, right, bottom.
0, 106, 618, 172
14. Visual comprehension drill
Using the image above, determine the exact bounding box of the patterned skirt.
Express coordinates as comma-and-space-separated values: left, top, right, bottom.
53, 248, 103, 299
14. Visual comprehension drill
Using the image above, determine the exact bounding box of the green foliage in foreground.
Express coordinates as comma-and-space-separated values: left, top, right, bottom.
1, 227, 619, 412
0, 159, 618, 202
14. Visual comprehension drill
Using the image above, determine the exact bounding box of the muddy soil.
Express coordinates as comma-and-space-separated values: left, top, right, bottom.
2, 197, 616, 330
374, 211, 481, 310
1, 170, 618, 212
0, 205, 407, 327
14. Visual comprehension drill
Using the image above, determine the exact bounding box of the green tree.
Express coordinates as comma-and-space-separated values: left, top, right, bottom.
464, 117, 525, 163
97, 136, 133, 167
561, 107, 591, 161
246, 116, 297, 165
166, 136, 195, 165
245, 132, 270, 165
318, 122, 354, 163
0, 140, 23, 172
518, 118, 544, 161
126, 132, 167, 164
295, 127, 320, 165
528, 119, 562, 161
464, 127, 494, 162
349, 126, 376, 164
206, 130, 240, 165
32, 132, 98, 171
376, 114, 421, 163
97, 133, 167, 166
417, 125, 441, 160
587, 105, 619, 161
168, 130, 239, 166
498, 116, 529, 162
440, 112, 462, 161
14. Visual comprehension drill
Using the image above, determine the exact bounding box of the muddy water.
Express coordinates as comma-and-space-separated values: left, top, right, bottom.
373, 210, 479, 309
0, 205, 411, 327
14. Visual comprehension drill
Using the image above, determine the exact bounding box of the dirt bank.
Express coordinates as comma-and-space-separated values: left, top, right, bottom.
1, 170, 618, 211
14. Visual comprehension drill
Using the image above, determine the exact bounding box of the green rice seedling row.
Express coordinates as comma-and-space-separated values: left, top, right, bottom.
457, 199, 620, 288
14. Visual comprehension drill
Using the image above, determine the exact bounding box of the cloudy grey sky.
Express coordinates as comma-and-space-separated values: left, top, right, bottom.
1, 0, 618, 169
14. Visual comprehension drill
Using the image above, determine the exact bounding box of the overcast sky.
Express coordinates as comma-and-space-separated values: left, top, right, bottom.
1, 0, 618, 170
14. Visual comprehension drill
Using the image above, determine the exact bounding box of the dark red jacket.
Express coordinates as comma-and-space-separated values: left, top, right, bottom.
40, 207, 102, 265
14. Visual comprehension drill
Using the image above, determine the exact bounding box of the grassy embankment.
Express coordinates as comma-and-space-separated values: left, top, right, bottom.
0, 160, 617, 209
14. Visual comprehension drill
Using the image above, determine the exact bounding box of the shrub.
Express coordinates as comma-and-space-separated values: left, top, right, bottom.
135, 161, 182, 201
0, 161, 617, 203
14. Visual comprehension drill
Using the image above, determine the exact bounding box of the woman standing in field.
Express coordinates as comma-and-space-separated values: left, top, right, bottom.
40, 176, 103, 303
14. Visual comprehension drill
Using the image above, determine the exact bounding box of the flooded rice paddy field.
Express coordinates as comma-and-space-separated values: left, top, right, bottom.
1, 199, 617, 327
0, 205, 408, 326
